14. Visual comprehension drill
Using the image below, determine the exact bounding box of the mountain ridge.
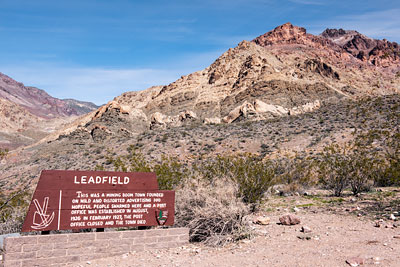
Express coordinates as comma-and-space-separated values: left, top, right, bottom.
0, 72, 99, 149
1, 22, 399, 195
46, 22, 399, 144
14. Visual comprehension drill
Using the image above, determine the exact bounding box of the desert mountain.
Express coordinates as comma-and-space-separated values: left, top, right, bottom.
48, 23, 399, 142
1, 23, 399, 193
0, 72, 98, 149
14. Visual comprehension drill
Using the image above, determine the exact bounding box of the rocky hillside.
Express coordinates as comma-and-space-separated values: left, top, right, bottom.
0, 72, 97, 119
1, 23, 399, 192
47, 23, 399, 142
321, 28, 400, 66
0, 72, 98, 149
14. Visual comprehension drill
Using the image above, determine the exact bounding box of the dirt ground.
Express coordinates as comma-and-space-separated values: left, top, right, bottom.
72, 189, 400, 267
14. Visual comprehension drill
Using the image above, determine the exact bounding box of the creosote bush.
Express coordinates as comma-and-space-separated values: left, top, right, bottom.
198, 154, 276, 210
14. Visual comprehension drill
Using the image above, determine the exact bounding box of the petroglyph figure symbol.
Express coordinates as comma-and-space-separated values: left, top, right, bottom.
31, 197, 55, 230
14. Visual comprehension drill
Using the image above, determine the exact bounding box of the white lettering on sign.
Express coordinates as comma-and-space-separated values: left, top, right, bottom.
74, 176, 130, 185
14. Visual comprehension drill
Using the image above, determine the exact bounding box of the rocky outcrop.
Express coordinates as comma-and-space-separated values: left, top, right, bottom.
253, 23, 338, 51
223, 101, 258, 123
303, 59, 339, 80
289, 100, 321, 115
28, 23, 400, 145
321, 28, 400, 66
150, 110, 197, 129
91, 125, 112, 142
222, 99, 321, 123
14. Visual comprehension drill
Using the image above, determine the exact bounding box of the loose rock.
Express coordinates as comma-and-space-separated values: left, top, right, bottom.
346, 256, 365, 266
300, 226, 312, 233
297, 234, 312, 240
254, 216, 270, 225
279, 214, 301, 225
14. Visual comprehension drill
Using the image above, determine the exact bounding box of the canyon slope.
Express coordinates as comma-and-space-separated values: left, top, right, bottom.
0, 72, 98, 149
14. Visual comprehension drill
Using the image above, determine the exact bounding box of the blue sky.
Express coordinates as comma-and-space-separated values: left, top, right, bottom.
1, 0, 399, 105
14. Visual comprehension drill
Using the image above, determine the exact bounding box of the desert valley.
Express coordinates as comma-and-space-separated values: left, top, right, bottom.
1, 22, 400, 266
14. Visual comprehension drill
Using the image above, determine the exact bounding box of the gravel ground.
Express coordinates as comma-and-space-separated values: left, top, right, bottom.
71, 209, 400, 267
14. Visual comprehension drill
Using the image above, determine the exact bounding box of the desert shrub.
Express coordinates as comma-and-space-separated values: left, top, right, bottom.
317, 139, 380, 196
0, 148, 8, 160
380, 131, 400, 186
153, 155, 187, 190
274, 154, 317, 190
175, 177, 251, 246
347, 140, 380, 194
355, 130, 400, 187
0, 190, 31, 235
108, 146, 185, 190
197, 154, 276, 210
317, 143, 353, 196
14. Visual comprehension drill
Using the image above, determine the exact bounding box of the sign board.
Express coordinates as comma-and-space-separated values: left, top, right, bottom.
22, 170, 175, 232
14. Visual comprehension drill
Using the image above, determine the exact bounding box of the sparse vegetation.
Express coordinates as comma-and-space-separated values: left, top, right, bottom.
0, 190, 31, 235
1, 95, 399, 246
0, 148, 8, 159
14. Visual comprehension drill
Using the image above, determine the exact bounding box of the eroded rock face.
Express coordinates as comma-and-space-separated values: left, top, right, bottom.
222, 99, 322, 124
303, 59, 339, 80
91, 125, 112, 142
42, 22, 400, 143
150, 110, 197, 129
253, 22, 337, 50
321, 28, 400, 66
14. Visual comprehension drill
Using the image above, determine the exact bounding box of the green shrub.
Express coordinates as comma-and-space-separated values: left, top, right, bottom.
317, 143, 353, 196
153, 156, 186, 190
198, 154, 276, 210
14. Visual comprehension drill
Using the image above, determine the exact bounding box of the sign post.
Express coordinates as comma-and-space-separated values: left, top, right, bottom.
22, 170, 175, 232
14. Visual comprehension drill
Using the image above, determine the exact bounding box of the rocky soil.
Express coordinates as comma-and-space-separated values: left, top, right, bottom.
1, 94, 398, 194
71, 188, 400, 267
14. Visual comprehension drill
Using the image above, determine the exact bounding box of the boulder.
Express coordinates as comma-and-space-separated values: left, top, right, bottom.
279, 214, 300, 225
253, 99, 288, 115
223, 101, 256, 123
254, 216, 270, 225
204, 117, 221, 125
346, 257, 365, 267
300, 226, 312, 233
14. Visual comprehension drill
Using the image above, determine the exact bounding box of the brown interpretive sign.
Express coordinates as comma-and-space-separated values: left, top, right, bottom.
22, 170, 175, 232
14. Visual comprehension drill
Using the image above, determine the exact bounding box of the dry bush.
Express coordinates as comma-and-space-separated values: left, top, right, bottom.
0, 209, 25, 235
175, 177, 251, 246
0, 191, 31, 235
